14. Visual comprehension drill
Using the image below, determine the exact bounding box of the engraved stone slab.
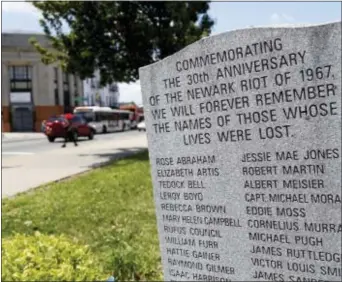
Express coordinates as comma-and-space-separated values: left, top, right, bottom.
139, 22, 341, 282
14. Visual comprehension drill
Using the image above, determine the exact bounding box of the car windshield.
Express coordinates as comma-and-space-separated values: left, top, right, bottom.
71, 116, 84, 123
47, 116, 65, 122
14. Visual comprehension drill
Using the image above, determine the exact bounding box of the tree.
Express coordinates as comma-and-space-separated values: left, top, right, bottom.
30, 1, 214, 85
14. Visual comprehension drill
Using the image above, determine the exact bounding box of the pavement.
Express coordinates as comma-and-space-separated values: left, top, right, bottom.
2, 130, 148, 198
2, 132, 46, 143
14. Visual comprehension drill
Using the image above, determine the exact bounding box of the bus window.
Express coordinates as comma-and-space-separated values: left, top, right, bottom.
76, 112, 94, 122
95, 112, 102, 122
120, 113, 130, 120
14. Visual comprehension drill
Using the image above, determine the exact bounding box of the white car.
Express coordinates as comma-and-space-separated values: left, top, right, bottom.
137, 121, 146, 131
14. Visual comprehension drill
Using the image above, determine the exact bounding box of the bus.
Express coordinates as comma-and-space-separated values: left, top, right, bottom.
119, 104, 144, 129
73, 106, 132, 133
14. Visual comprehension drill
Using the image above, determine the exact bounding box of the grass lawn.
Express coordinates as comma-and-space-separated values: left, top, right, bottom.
2, 151, 162, 281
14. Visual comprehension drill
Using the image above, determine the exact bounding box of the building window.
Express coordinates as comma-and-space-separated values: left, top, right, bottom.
62, 72, 70, 111
10, 81, 32, 90
74, 74, 79, 106
90, 78, 95, 88
8, 65, 34, 131
54, 67, 59, 105
74, 75, 77, 89
9, 66, 32, 90
109, 83, 118, 92
54, 67, 58, 81
62, 72, 68, 82
54, 89, 59, 105
9, 66, 32, 80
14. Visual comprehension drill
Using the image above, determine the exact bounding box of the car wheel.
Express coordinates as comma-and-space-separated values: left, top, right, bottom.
102, 125, 107, 134
88, 130, 94, 140
47, 136, 55, 142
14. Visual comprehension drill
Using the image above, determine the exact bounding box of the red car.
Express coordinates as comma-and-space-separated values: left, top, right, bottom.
44, 114, 95, 142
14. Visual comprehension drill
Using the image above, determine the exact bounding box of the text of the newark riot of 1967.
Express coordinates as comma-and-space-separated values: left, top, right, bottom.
147, 37, 341, 281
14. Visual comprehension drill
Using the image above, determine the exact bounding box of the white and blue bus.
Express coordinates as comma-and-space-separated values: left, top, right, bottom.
73, 106, 132, 134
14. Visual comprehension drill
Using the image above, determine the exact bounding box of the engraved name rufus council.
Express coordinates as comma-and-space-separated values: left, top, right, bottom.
148, 37, 337, 145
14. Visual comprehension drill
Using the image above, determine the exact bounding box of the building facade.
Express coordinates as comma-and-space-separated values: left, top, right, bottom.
83, 69, 120, 108
1, 33, 84, 132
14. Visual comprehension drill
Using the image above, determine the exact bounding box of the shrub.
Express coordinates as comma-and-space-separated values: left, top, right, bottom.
2, 232, 105, 281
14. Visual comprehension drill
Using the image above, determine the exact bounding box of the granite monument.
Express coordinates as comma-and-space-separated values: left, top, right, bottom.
139, 22, 341, 281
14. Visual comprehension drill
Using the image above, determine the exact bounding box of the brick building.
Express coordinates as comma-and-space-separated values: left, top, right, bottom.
1, 33, 84, 132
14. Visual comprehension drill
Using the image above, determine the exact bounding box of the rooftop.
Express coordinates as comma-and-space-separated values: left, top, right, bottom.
1, 32, 52, 48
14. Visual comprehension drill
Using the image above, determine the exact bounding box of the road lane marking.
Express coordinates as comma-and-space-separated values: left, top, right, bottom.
2, 152, 35, 155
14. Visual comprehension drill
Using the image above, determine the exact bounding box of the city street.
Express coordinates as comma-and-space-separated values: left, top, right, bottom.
2, 130, 148, 198
2, 131, 141, 157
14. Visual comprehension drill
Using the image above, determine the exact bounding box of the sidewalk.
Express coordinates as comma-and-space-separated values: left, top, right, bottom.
2, 134, 148, 198
2, 132, 46, 143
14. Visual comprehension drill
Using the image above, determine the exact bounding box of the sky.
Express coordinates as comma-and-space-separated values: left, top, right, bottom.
2, 1, 341, 104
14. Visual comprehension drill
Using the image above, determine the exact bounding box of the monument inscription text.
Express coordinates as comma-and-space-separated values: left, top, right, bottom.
139, 23, 341, 281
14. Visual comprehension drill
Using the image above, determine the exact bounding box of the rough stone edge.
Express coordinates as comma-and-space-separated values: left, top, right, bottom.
139, 21, 341, 71
3, 149, 148, 199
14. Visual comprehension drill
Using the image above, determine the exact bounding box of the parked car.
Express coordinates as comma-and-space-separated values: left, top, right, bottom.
137, 121, 146, 131
44, 114, 95, 142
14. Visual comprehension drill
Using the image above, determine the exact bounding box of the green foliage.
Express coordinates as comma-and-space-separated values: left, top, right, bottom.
30, 1, 215, 85
2, 151, 162, 281
2, 232, 105, 281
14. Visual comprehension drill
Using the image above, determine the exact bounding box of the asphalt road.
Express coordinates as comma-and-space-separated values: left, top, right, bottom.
2, 130, 148, 197
2, 130, 143, 158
